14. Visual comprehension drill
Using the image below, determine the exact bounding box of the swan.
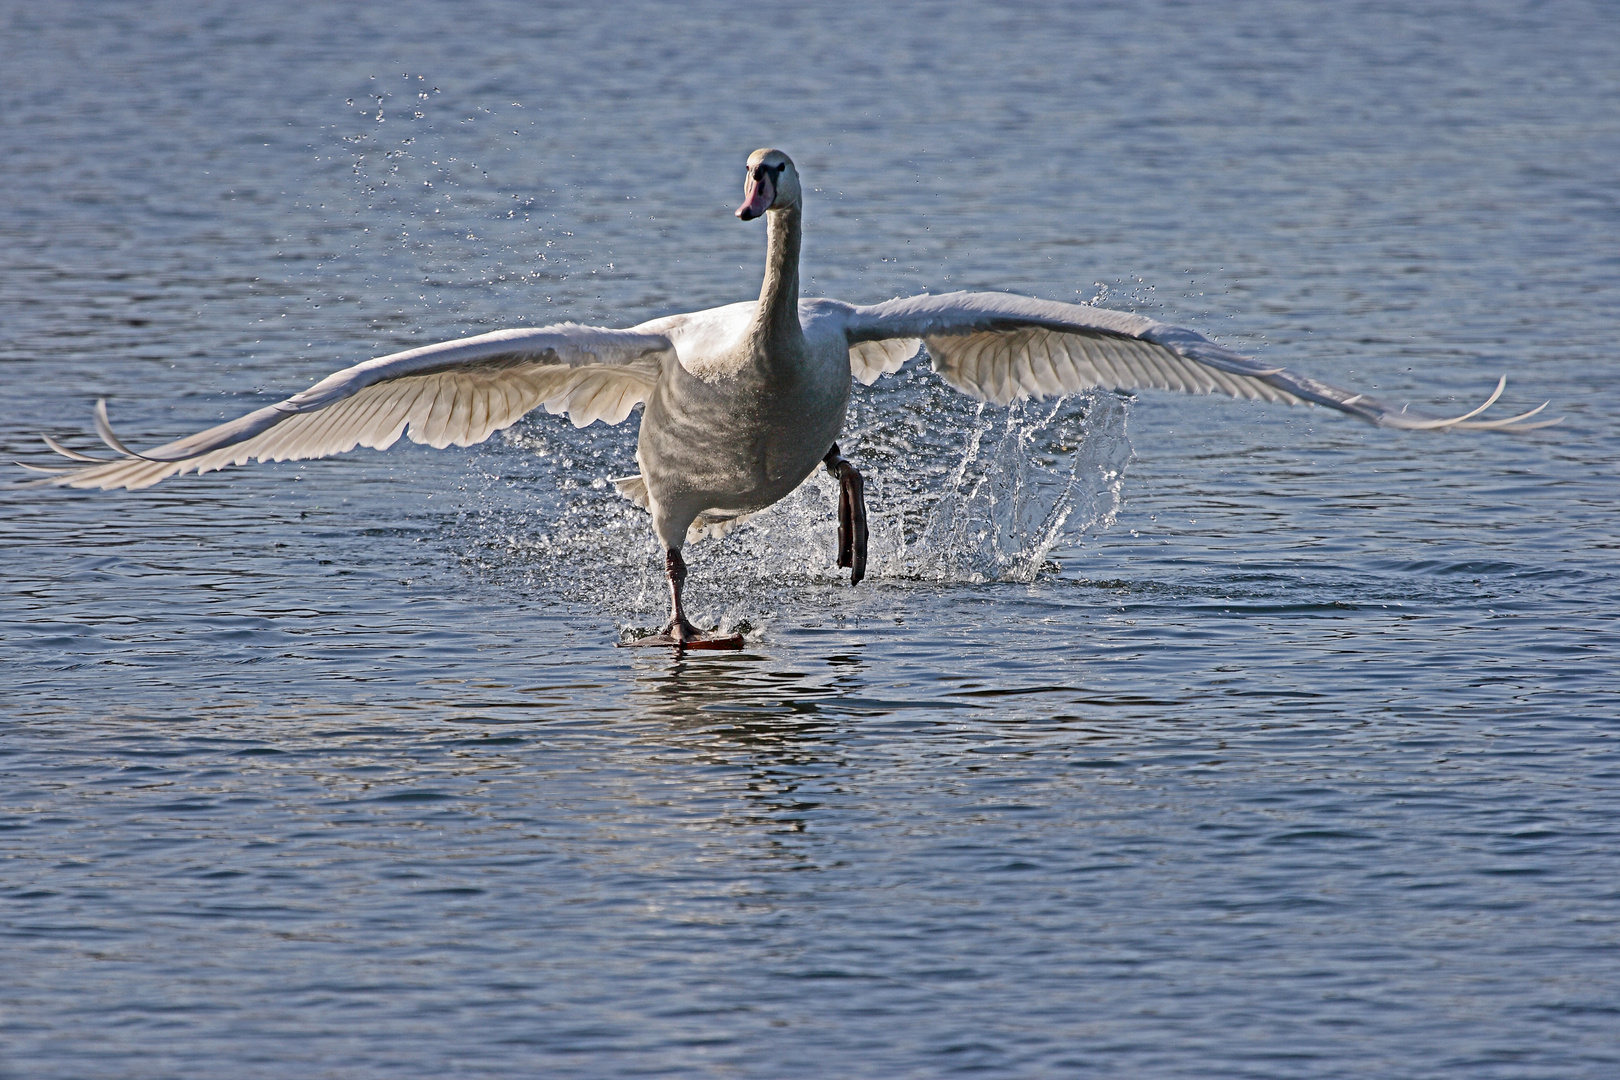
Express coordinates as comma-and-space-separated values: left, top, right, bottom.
20, 148, 1556, 647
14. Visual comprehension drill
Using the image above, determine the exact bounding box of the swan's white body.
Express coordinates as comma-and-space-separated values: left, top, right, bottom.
23, 149, 1554, 639
628, 299, 847, 548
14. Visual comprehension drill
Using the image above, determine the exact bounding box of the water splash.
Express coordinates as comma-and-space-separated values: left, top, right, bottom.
450, 377, 1133, 629
910, 391, 1131, 583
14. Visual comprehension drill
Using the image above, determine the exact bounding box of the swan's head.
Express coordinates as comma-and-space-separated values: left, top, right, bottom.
736, 149, 800, 220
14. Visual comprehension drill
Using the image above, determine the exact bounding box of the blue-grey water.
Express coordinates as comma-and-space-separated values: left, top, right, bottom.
3, 1, 1619, 1076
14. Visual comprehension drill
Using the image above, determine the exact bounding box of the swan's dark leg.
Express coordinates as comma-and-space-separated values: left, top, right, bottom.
823, 443, 868, 585
662, 548, 699, 642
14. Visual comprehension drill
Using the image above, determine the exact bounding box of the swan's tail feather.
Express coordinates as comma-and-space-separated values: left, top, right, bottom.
611, 473, 650, 510
687, 507, 759, 542
609, 473, 753, 542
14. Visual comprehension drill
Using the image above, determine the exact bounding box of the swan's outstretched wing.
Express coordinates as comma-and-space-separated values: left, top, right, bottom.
843, 291, 1555, 431
22, 325, 673, 490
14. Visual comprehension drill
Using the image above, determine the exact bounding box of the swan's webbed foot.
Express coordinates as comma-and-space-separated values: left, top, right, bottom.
612, 546, 740, 649
662, 615, 701, 643
823, 443, 868, 585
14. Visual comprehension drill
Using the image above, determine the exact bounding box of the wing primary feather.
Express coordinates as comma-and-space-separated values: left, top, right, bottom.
607, 382, 635, 424
1159, 350, 1206, 394
352, 384, 407, 447
990, 339, 1012, 403
468, 382, 492, 442
41, 433, 115, 463
1091, 339, 1125, 389
419, 375, 457, 448
1383, 376, 1506, 430
298, 396, 366, 457
376, 383, 430, 449
242, 410, 298, 462
488, 378, 524, 432
984, 339, 1004, 403
446, 379, 475, 446
398, 379, 436, 444
1455, 403, 1560, 431
284, 400, 356, 459
495, 379, 530, 432
254, 407, 322, 462
1169, 347, 1214, 394
1035, 332, 1067, 396
268, 403, 339, 461
92, 400, 152, 460
1206, 365, 1251, 400
973, 337, 1000, 402
1055, 339, 1092, 387
1131, 341, 1175, 393
1002, 338, 1025, 402
335, 383, 392, 447
1111, 340, 1152, 391
1024, 333, 1053, 395
1114, 339, 1151, 391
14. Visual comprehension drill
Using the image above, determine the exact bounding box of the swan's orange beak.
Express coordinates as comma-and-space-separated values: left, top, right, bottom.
736, 171, 774, 220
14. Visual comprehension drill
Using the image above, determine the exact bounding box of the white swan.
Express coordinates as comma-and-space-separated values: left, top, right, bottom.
21, 148, 1556, 646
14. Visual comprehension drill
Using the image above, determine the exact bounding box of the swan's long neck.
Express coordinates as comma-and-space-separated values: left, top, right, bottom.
750, 203, 803, 359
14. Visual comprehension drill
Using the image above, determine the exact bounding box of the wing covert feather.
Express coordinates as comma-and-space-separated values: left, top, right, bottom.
843, 291, 1552, 430
27, 324, 671, 490
848, 337, 922, 384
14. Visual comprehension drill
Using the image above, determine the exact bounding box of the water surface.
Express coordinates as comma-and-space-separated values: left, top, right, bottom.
3, 1, 1619, 1076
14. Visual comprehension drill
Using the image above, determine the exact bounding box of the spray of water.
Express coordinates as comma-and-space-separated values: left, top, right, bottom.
450, 374, 1133, 631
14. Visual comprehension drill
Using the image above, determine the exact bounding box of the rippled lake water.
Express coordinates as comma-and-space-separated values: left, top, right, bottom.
4, 1, 1619, 1076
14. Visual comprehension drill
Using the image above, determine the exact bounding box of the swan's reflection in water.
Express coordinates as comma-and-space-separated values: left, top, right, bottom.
627, 648, 868, 726
615, 649, 876, 852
